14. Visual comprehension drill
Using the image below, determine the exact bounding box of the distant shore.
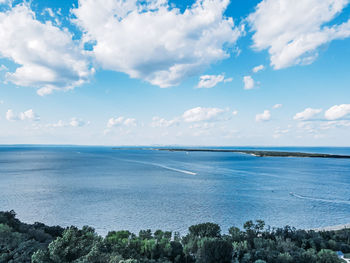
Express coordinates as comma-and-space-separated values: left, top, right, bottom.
313, 223, 350, 232
155, 148, 350, 159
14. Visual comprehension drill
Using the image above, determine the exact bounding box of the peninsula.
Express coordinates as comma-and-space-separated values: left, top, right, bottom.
155, 148, 350, 159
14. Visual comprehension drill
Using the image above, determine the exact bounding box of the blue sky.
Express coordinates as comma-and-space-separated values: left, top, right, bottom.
0, 0, 349, 146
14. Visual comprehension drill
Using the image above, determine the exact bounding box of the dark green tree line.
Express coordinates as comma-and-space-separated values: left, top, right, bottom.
0, 211, 349, 263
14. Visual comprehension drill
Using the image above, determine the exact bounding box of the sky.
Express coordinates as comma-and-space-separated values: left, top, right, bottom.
0, 0, 349, 146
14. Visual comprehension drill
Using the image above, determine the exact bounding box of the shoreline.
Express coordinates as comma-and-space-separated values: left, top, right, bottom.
154, 148, 350, 159
313, 223, 350, 232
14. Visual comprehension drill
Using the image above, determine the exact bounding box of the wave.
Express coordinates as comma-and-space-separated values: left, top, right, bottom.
290, 192, 350, 205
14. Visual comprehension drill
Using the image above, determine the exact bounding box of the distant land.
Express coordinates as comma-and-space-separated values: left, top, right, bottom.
153, 148, 350, 159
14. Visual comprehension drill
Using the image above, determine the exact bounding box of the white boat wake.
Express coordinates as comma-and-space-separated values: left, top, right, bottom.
290, 192, 350, 205
119, 158, 197, 175
152, 163, 197, 175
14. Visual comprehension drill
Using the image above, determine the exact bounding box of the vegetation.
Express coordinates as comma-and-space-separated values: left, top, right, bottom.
1, 211, 350, 263
0, 210, 63, 263
156, 148, 350, 159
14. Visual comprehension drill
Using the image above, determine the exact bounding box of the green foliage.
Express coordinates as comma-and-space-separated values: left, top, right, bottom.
317, 249, 341, 263
1, 210, 349, 262
188, 223, 221, 239
196, 238, 232, 263
0, 211, 63, 263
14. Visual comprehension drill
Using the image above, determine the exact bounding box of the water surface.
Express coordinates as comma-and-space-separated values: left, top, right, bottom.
0, 146, 349, 235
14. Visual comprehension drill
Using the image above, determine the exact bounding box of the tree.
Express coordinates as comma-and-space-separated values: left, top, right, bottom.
317, 249, 341, 263
196, 238, 232, 263
47, 226, 102, 262
188, 223, 221, 239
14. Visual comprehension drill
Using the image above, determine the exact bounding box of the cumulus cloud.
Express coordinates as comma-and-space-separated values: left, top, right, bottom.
124, 118, 137, 127
325, 104, 350, 120
107, 117, 124, 128
37, 87, 56, 96
183, 107, 226, 123
107, 116, 137, 128
0, 4, 93, 95
6, 109, 40, 121
47, 120, 66, 128
252, 64, 264, 73
151, 116, 179, 127
273, 103, 282, 109
243, 75, 255, 90
47, 118, 88, 128
70, 118, 88, 127
5, 109, 17, 121
196, 74, 232, 89
248, 0, 350, 69
73, 0, 241, 87
255, 110, 271, 122
293, 108, 322, 121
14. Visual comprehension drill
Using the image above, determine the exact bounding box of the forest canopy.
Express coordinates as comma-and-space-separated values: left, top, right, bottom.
0, 211, 349, 263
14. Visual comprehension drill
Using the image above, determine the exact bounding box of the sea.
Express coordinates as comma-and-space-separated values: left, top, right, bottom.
0, 145, 350, 235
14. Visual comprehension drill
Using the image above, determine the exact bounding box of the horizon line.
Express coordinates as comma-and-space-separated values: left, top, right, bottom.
0, 144, 349, 148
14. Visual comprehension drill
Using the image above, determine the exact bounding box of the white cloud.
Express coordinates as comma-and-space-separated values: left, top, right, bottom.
20, 109, 40, 121
252, 64, 264, 73
321, 120, 350, 129
183, 107, 226, 123
273, 127, 289, 138
73, 0, 241, 87
36, 87, 55, 96
151, 116, 179, 127
325, 104, 350, 120
123, 118, 137, 127
5, 109, 17, 121
232, 110, 238, 115
255, 110, 271, 122
46, 118, 88, 128
189, 122, 215, 130
0, 64, 8, 71
248, 0, 350, 69
107, 117, 124, 128
0, 4, 93, 95
70, 117, 88, 127
297, 121, 317, 133
6, 109, 40, 121
273, 103, 282, 109
43, 8, 55, 18
47, 120, 66, 128
243, 75, 255, 90
196, 74, 232, 89
107, 116, 137, 128
293, 108, 322, 121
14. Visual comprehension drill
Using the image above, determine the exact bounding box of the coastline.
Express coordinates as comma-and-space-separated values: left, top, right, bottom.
313, 223, 350, 232
155, 148, 350, 159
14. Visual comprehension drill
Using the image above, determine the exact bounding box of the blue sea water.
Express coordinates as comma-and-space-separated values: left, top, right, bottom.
0, 146, 350, 235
